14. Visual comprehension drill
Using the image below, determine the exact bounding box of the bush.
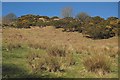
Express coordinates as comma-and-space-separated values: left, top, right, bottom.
5, 14, 119, 39
36, 21, 46, 27
52, 20, 67, 28
65, 21, 81, 32
82, 21, 116, 39
16, 19, 31, 28
17, 23, 31, 28
16, 15, 50, 28
39, 16, 50, 20
83, 53, 111, 75
51, 16, 59, 19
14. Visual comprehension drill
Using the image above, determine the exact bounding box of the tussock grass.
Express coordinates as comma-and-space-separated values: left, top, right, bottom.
27, 45, 75, 73
28, 42, 48, 50
3, 27, 118, 78
47, 45, 67, 57
3, 42, 22, 51
83, 53, 112, 75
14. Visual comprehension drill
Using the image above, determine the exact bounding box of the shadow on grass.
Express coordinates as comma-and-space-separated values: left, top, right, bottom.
2, 63, 51, 79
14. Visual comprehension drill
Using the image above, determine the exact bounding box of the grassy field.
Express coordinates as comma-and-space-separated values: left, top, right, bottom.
2, 26, 118, 78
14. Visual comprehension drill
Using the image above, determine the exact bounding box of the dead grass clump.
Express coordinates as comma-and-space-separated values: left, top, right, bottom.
27, 45, 75, 73
27, 52, 48, 72
47, 44, 75, 66
83, 53, 111, 75
27, 52, 64, 73
108, 47, 118, 58
47, 45, 66, 57
5, 42, 22, 51
28, 43, 45, 49
28, 42, 49, 50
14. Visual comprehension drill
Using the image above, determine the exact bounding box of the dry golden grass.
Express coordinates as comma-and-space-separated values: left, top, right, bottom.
2, 26, 118, 77
27, 44, 75, 73
83, 53, 111, 75
3, 26, 118, 56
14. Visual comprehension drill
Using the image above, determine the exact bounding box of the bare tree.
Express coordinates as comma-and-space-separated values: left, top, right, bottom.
3, 13, 17, 24
75, 12, 91, 22
61, 7, 73, 18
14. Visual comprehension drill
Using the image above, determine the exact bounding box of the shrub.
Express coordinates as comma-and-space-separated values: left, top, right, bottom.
36, 21, 47, 27
15, 14, 50, 28
39, 16, 50, 20
63, 17, 74, 21
82, 21, 116, 39
52, 18, 81, 31
51, 16, 59, 19
91, 16, 105, 24
83, 53, 111, 75
16, 19, 31, 28
61, 19, 82, 32
52, 20, 67, 28
107, 17, 118, 21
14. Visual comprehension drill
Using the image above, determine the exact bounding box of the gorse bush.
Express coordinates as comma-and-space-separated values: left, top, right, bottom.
83, 53, 111, 75
63, 20, 81, 32
82, 25, 115, 39
81, 17, 118, 39
15, 14, 50, 28
52, 20, 66, 28
3, 13, 119, 39
51, 16, 59, 19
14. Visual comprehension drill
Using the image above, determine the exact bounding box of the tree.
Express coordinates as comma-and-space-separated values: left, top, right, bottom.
75, 12, 91, 22
3, 13, 17, 24
61, 7, 73, 18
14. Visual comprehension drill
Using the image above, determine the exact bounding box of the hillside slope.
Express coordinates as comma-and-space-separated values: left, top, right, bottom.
2, 26, 118, 78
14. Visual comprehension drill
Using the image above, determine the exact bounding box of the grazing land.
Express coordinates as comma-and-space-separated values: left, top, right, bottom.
2, 26, 118, 78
